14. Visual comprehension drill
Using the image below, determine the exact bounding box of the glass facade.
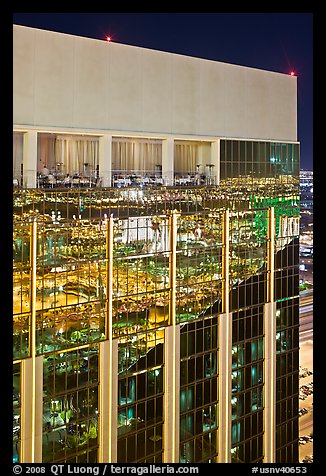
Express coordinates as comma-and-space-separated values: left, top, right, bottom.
180, 317, 219, 463
117, 330, 164, 463
42, 345, 99, 463
13, 138, 300, 463
231, 307, 264, 462
13, 362, 21, 463
220, 139, 299, 463
275, 300, 299, 463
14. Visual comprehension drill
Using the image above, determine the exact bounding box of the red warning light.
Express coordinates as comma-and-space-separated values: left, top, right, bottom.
106, 36, 112, 42
290, 71, 295, 76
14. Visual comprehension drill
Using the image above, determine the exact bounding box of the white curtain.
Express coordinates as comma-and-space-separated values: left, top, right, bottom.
38, 134, 56, 172
13, 132, 23, 180
174, 143, 198, 174
112, 139, 162, 174
54, 136, 99, 176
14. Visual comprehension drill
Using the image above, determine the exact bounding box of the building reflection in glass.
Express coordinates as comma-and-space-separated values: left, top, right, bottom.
13, 139, 300, 463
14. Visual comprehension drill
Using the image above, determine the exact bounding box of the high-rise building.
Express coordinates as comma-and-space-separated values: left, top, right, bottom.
13, 25, 300, 464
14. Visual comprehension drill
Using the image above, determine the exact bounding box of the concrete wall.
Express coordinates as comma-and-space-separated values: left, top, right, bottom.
13, 25, 297, 141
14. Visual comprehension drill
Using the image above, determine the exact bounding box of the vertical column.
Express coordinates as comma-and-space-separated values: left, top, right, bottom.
263, 207, 276, 463
163, 210, 180, 462
21, 220, 43, 462
106, 214, 114, 455
29, 220, 37, 360
221, 209, 230, 316
210, 140, 220, 186
218, 209, 232, 463
106, 216, 114, 341
168, 210, 177, 327
30, 219, 37, 461
98, 215, 117, 462
162, 138, 174, 185
20, 356, 43, 462
267, 207, 275, 304
99, 134, 112, 187
98, 339, 118, 462
23, 130, 38, 188
163, 325, 180, 463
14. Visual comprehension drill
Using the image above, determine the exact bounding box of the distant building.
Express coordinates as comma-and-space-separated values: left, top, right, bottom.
300, 170, 313, 192
13, 25, 300, 464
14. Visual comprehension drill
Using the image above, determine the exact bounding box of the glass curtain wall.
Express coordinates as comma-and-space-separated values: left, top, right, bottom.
176, 213, 223, 323
180, 317, 219, 463
275, 300, 299, 463
13, 219, 31, 359
13, 362, 21, 463
13, 136, 299, 464
220, 139, 300, 463
42, 345, 99, 463
274, 195, 300, 464
113, 214, 169, 463
228, 210, 267, 463
117, 331, 164, 463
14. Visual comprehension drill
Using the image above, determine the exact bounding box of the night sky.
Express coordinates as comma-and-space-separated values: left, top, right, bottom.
13, 12, 313, 170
